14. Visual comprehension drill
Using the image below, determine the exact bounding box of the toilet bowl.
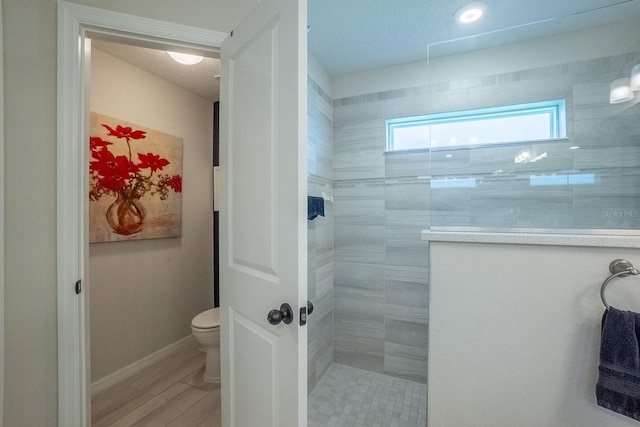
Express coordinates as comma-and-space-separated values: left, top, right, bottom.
191, 307, 221, 383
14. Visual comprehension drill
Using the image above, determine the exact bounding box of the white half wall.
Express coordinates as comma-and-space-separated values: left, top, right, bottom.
429, 242, 640, 427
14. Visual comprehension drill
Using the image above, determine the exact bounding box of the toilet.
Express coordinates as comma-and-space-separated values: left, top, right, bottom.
191, 307, 221, 383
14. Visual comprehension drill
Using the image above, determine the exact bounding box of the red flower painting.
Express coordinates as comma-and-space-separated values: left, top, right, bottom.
89, 117, 183, 239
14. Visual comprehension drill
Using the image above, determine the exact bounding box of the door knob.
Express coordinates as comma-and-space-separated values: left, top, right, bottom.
307, 300, 314, 315
267, 303, 293, 325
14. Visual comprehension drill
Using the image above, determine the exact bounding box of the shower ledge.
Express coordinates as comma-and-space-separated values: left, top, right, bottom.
421, 230, 640, 249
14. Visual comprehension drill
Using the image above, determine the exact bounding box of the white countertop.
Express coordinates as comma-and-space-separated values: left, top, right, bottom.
421, 230, 640, 248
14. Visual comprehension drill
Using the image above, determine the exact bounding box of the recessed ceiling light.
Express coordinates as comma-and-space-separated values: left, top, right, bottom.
167, 51, 204, 65
455, 2, 487, 24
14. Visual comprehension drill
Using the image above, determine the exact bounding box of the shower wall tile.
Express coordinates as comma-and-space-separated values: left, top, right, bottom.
328, 47, 640, 387
313, 338, 333, 392
308, 296, 333, 355
424, 87, 470, 114
385, 180, 430, 212
469, 75, 573, 110
385, 224, 429, 267
334, 261, 385, 295
308, 306, 333, 395
315, 262, 333, 301
333, 101, 386, 180
334, 335, 385, 374
385, 265, 429, 324
384, 342, 428, 384
333, 180, 385, 264
384, 319, 428, 384
333, 117, 384, 154
384, 263, 429, 384
307, 267, 317, 301
334, 225, 385, 264
334, 181, 385, 225
382, 91, 430, 120
334, 297, 384, 340
307, 222, 316, 274
333, 100, 384, 127
385, 192, 429, 268
386, 236, 428, 268
574, 146, 640, 169
307, 75, 334, 395
385, 319, 429, 349
385, 209, 430, 229
384, 151, 430, 178
308, 77, 333, 181
333, 261, 385, 372
311, 288, 334, 326
333, 153, 385, 181
308, 295, 334, 393
573, 113, 640, 140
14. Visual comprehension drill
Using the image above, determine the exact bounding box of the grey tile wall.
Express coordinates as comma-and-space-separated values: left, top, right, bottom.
332, 91, 431, 384
329, 48, 640, 385
426, 50, 640, 231
307, 76, 334, 395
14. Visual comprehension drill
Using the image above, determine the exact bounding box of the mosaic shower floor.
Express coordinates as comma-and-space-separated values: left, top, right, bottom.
308, 363, 427, 427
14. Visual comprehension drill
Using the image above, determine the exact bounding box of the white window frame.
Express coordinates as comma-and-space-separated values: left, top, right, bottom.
386, 99, 567, 151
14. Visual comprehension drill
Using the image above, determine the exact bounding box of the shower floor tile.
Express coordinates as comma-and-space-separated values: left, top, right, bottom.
308, 363, 427, 427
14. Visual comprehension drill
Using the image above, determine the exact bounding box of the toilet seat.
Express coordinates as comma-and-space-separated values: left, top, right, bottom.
191, 308, 220, 330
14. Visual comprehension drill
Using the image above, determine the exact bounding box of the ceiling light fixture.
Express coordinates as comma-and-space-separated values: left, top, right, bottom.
609, 77, 634, 104
608, 61, 640, 104
167, 51, 204, 65
455, 2, 487, 24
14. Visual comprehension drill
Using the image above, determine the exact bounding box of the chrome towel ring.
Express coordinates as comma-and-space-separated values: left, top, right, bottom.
601, 259, 640, 309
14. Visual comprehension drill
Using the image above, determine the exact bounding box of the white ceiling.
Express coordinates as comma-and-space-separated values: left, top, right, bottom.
309, 0, 640, 76
92, 0, 640, 99
91, 39, 221, 102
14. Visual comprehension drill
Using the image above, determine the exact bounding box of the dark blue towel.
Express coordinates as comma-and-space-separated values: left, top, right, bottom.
596, 306, 640, 421
307, 196, 325, 221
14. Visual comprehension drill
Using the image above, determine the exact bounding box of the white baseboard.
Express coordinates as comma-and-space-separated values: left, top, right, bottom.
91, 334, 198, 396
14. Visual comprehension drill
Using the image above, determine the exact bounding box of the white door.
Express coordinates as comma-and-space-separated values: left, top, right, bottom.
219, 0, 308, 426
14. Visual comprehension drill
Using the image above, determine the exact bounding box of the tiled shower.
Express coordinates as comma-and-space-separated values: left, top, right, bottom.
307, 10, 640, 425
306, 64, 431, 426
306, 70, 431, 390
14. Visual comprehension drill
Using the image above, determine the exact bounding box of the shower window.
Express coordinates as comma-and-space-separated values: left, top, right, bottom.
413, 4, 640, 236
386, 100, 566, 152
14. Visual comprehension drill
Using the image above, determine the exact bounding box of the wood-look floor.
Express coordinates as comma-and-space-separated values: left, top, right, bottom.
91, 341, 221, 427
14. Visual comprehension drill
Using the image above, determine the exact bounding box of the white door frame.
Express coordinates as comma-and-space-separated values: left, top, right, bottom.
0, 2, 5, 425
56, 2, 226, 424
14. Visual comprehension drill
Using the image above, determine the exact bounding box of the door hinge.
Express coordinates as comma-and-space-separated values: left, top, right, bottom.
75, 280, 82, 295
230, 30, 234, 37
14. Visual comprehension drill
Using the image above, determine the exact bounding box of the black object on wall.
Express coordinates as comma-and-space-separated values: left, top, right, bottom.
213, 101, 220, 307
214, 211, 219, 308
213, 101, 219, 167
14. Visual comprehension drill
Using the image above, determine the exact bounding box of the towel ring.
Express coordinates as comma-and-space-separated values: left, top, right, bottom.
600, 259, 640, 309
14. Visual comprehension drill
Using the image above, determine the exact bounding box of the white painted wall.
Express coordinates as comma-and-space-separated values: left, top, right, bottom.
4, 1, 259, 424
89, 47, 214, 381
430, 242, 640, 426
